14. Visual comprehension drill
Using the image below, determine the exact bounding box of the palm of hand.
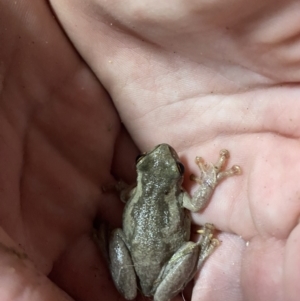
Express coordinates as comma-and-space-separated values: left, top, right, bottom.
1, 0, 300, 301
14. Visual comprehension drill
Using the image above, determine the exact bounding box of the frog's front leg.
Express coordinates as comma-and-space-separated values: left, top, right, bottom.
153, 224, 218, 301
109, 229, 137, 300
184, 149, 241, 212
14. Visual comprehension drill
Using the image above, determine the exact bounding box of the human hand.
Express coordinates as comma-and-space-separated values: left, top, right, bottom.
1, 0, 300, 301
0, 1, 138, 300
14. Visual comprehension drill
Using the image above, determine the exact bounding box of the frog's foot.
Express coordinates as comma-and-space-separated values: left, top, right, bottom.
190, 149, 241, 184
196, 223, 219, 269
188, 149, 241, 211
215, 149, 241, 181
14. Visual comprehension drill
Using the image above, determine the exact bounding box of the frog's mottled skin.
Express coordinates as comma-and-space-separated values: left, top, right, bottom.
108, 144, 241, 301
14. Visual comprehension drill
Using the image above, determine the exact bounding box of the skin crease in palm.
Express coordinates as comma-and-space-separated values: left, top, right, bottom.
0, 0, 300, 301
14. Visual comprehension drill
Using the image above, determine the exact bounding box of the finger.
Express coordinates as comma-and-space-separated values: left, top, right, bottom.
0, 227, 74, 301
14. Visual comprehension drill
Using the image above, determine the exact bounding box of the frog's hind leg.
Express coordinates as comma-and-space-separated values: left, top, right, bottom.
153, 241, 200, 301
153, 224, 219, 301
109, 229, 137, 300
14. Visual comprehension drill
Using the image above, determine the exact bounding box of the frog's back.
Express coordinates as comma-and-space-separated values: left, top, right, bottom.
123, 185, 190, 296
121, 143, 190, 295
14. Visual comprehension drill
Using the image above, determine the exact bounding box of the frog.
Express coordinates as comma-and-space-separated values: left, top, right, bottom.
108, 144, 241, 301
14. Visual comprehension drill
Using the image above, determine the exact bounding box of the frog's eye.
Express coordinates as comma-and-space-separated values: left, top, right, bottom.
136, 153, 146, 163
177, 162, 185, 175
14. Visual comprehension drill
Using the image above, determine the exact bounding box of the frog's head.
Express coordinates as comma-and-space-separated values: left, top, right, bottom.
136, 144, 185, 185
